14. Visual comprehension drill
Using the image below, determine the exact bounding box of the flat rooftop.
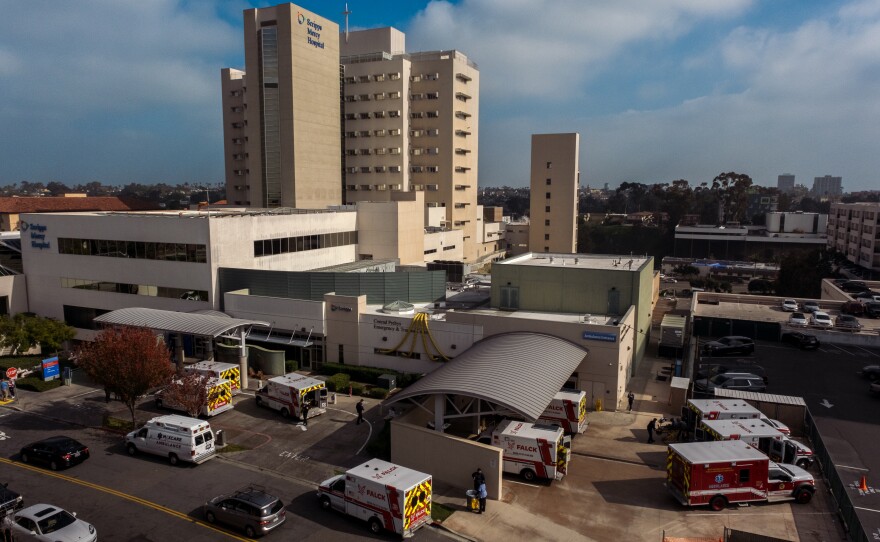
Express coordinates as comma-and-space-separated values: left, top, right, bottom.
23, 207, 355, 219
501, 253, 651, 272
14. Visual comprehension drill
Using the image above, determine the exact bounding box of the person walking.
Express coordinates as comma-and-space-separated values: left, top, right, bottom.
8, 378, 14, 399
472, 468, 485, 492
627, 391, 635, 411
477, 481, 487, 514
356, 398, 365, 425
0, 379, 8, 401
647, 418, 657, 443
301, 401, 310, 427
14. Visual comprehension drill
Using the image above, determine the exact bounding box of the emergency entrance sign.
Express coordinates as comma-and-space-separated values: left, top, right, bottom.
41, 356, 60, 381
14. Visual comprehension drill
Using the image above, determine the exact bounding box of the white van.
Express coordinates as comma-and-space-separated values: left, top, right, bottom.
125, 415, 216, 466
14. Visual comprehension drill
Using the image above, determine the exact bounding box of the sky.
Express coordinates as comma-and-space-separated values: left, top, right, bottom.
1, 0, 879, 191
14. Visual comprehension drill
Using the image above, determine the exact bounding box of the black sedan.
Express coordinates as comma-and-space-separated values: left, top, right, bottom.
20, 436, 90, 471
780, 331, 820, 350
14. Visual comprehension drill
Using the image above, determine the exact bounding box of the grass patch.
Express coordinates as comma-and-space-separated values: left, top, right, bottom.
432, 502, 454, 523
217, 443, 250, 454
103, 415, 136, 433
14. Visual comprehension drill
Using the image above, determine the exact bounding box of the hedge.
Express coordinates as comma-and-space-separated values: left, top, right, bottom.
366, 387, 389, 399
284, 360, 298, 373
317, 363, 421, 389
349, 382, 366, 396
14, 377, 62, 392
325, 373, 350, 392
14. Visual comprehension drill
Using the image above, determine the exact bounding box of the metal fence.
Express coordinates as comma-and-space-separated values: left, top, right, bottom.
804, 409, 869, 542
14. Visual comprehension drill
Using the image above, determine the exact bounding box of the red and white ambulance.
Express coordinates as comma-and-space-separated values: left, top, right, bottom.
666, 440, 815, 511
317, 459, 432, 537
698, 418, 815, 469
255, 373, 327, 422
538, 389, 589, 434
486, 420, 571, 482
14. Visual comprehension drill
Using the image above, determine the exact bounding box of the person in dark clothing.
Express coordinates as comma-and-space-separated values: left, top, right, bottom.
356, 399, 365, 425
301, 401, 310, 426
627, 391, 635, 411
647, 418, 657, 443
472, 468, 485, 491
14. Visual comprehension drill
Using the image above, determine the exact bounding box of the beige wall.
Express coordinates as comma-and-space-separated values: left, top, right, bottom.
391, 415, 503, 500
324, 293, 365, 365
221, 69, 247, 205
505, 222, 530, 256
529, 133, 579, 254
0, 275, 29, 315
356, 195, 425, 264
340, 26, 405, 56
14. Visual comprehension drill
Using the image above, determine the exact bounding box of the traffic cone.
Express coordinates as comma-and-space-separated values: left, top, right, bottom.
859, 475, 868, 491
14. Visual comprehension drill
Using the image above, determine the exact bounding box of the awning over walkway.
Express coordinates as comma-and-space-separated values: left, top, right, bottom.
94, 307, 270, 337
386, 332, 588, 421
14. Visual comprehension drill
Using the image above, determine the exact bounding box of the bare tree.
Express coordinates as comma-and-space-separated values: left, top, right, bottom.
159, 372, 211, 417
76, 326, 174, 428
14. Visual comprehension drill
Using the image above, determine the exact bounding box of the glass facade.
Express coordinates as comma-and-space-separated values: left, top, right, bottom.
260, 25, 282, 207
253, 231, 358, 257
58, 238, 207, 263
61, 278, 208, 302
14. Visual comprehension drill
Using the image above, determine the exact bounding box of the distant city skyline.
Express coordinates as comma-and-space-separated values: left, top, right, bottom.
1, 1, 879, 191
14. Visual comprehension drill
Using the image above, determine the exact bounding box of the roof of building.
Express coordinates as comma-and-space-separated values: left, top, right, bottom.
94, 307, 270, 337
500, 253, 651, 272
385, 332, 588, 420
0, 196, 157, 213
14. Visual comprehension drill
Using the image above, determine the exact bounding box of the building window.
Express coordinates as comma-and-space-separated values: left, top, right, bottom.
546, 162, 552, 169
545, 234, 550, 240
546, 178, 551, 185
63, 305, 111, 330
544, 247, 549, 252
58, 238, 208, 264
61, 278, 208, 302
546, 192, 551, 199
545, 206, 551, 212
545, 220, 550, 226
253, 231, 359, 257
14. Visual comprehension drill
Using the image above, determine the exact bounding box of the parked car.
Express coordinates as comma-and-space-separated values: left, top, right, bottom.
854, 292, 880, 303
204, 485, 286, 538
802, 301, 820, 313
19, 437, 89, 471
810, 311, 833, 328
762, 417, 791, 435
840, 300, 866, 316
694, 372, 767, 394
860, 365, 880, 381
788, 312, 808, 327
781, 299, 799, 312
662, 277, 678, 283
781, 331, 820, 350
870, 381, 880, 395
8, 503, 96, 542
866, 302, 880, 319
841, 281, 870, 294
1, 482, 23, 517
694, 360, 767, 382
701, 336, 756, 356
835, 314, 863, 332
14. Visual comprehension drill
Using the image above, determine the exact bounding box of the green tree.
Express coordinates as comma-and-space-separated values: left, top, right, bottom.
775, 250, 833, 298
76, 326, 174, 427
0, 314, 75, 355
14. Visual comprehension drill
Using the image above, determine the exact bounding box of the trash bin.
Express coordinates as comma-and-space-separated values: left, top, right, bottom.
215, 429, 225, 448
465, 490, 479, 512
62, 367, 73, 386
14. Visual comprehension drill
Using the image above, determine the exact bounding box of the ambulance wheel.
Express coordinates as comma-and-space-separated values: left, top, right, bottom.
168, 453, 179, 466
368, 517, 383, 534
795, 487, 813, 504
319, 496, 332, 511
205, 511, 216, 524
709, 495, 727, 511
520, 469, 537, 482
796, 459, 810, 469
126, 443, 138, 456
255, 396, 263, 408
244, 525, 256, 538
280, 407, 290, 418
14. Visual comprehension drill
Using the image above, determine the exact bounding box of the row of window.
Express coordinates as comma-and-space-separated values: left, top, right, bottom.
345, 147, 401, 156
61, 278, 208, 302
345, 128, 402, 137
254, 231, 358, 257
58, 238, 208, 263
343, 72, 402, 84
344, 92, 402, 101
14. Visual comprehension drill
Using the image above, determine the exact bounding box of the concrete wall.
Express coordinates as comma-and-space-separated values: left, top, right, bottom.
224, 289, 326, 335
391, 414, 503, 500
0, 275, 28, 315
528, 133, 579, 254
340, 26, 406, 56
357, 196, 425, 264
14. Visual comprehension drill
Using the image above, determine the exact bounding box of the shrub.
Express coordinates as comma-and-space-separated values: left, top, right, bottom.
325, 373, 350, 392
350, 382, 366, 396
367, 387, 389, 399
317, 362, 421, 388
284, 360, 298, 373
15, 377, 62, 392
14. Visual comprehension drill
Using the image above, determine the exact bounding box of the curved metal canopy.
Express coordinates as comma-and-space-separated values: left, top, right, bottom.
94, 307, 269, 338
386, 332, 588, 421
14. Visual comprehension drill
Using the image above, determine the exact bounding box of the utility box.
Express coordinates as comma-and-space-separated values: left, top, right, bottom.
377, 374, 397, 391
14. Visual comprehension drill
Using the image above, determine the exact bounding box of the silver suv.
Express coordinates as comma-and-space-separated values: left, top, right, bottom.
204, 485, 286, 537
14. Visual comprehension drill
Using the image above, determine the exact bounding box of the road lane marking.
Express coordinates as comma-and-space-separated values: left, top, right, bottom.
69, 389, 102, 399
853, 345, 880, 358
0, 457, 251, 541
826, 343, 850, 354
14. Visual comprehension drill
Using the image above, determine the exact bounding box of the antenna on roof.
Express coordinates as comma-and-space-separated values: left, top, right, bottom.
343, 3, 351, 43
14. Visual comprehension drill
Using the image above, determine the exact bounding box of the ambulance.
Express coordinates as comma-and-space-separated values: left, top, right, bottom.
255, 373, 328, 421
538, 389, 589, 434
125, 414, 216, 466
317, 459, 432, 537
185, 361, 242, 394
154, 377, 234, 417
698, 418, 815, 469
686, 398, 792, 437
484, 420, 571, 482
666, 440, 815, 510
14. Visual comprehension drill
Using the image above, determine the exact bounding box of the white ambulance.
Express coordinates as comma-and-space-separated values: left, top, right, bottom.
317, 459, 432, 537
185, 361, 242, 395
125, 415, 216, 466
255, 373, 327, 421
155, 377, 234, 417
698, 418, 815, 469
538, 389, 589, 434
484, 420, 571, 482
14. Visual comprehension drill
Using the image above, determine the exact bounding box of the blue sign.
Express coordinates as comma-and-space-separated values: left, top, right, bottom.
582, 331, 617, 343
42, 356, 60, 381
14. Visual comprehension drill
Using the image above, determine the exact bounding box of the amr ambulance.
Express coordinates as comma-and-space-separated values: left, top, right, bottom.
255, 373, 328, 421
698, 418, 814, 469
538, 389, 588, 434
185, 361, 242, 394
666, 440, 815, 511
686, 398, 791, 436
485, 420, 571, 482
125, 415, 216, 466
317, 459, 432, 537
154, 377, 234, 417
